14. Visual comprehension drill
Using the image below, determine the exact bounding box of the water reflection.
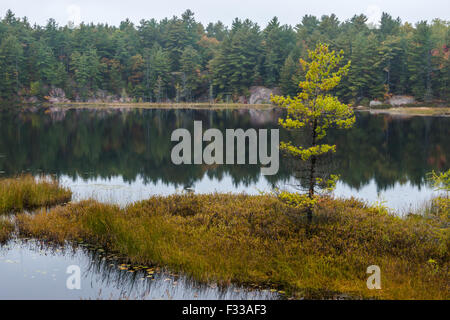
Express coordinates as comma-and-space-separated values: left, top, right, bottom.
0, 107, 448, 210
0, 239, 280, 300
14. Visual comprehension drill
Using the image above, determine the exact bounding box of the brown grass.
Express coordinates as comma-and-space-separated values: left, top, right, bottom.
0, 219, 14, 243
0, 175, 72, 214
16, 193, 449, 299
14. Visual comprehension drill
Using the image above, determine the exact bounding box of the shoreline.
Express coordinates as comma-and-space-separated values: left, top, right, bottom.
7, 102, 449, 116
363, 106, 450, 117
45, 102, 275, 110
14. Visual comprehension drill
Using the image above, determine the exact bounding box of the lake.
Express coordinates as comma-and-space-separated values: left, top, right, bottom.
0, 238, 279, 300
0, 106, 448, 300
0, 107, 448, 212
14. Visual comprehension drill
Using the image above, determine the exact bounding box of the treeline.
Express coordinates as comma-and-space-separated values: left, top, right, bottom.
0, 9, 448, 104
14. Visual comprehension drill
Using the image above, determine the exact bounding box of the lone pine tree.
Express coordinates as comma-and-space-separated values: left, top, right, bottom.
272, 43, 355, 222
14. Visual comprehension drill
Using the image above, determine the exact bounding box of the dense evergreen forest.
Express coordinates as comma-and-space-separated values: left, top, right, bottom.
0, 9, 448, 104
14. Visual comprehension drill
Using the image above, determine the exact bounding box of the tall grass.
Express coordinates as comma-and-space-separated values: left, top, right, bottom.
0, 175, 72, 214
17, 193, 449, 299
0, 219, 14, 243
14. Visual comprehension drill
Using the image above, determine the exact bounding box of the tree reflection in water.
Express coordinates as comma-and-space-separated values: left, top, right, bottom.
0, 107, 448, 209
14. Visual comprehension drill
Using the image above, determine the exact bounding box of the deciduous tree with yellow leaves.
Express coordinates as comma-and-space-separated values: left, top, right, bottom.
272, 43, 355, 222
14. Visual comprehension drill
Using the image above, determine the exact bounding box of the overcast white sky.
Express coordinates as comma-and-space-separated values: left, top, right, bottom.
1, 0, 449, 28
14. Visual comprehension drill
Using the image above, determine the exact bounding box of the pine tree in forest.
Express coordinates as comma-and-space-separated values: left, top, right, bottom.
0, 35, 23, 100
180, 45, 202, 101
408, 21, 434, 101
0, 9, 448, 104
279, 54, 301, 96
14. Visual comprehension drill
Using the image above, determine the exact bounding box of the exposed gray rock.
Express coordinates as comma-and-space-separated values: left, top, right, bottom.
369, 100, 383, 107
48, 87, 70, 103
119, 96, 132, 103
24, 96, 39, 103
249, 86, 280, 104
387, 95, 415, 106
238, 95, 247, 104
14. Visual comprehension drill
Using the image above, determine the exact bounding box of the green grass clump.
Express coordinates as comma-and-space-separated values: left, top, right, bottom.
0, 175, 72, 214
0, 219, 14, 243
16, 193, 449, 300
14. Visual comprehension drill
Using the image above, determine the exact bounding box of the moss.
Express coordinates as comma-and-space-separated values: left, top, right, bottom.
16, 193, 449, 300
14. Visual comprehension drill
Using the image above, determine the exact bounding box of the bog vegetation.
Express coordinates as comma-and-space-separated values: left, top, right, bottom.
0, 175, 72, 214
0, 219, 13, 243
0, 173, 447, 299
0, 9, 448, 104
16, 192, 449, 300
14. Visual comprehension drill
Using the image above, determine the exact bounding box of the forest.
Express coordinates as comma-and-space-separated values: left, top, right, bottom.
0, 9, 448, 104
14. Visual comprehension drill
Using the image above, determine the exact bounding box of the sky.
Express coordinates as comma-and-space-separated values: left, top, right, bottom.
0, 0, 449, 28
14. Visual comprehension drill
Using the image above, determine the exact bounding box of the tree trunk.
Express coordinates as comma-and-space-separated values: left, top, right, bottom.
307, 118, 318, 223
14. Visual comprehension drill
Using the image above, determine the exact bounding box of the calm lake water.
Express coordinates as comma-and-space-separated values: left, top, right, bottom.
0, 238, 279, 300
0, 106, 448, 300
0, 107, 448, 211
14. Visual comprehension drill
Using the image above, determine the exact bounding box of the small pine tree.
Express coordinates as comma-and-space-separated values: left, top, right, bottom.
272, 43, 355, 222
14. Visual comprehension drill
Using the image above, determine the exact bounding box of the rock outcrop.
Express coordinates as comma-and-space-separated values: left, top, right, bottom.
386, 95, 415, 106
369, 100, 383, 107
249, 86, 280, 104
47, 88, 70, 103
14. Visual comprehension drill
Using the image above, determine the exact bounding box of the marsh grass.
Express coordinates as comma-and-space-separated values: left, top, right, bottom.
0, 175, 72, 214
0, 219, 14, 243
17, 193, 449, 299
